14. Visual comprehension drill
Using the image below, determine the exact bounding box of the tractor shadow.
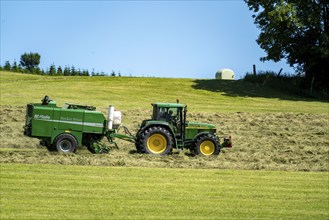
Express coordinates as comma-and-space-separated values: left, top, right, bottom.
129, 150, 138, 154
191, 79, 325, 102
128, 150, 191, 156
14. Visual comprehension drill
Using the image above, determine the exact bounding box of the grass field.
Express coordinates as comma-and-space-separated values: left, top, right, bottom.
1, 163, 328, 219
1, 71, 328, 171
0, 71, 328, 219
1, 71, 328, 113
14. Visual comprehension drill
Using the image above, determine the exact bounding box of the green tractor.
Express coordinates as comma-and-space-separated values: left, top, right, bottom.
135, 102, 232, 156
24, 96, 231, 156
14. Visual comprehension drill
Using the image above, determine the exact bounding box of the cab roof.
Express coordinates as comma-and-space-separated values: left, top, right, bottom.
152, 102, 186, 108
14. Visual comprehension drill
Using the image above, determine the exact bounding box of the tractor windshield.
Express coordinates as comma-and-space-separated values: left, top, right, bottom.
158, 107, 179, 122
151, 103, 186, 133
152, 104, 182, 122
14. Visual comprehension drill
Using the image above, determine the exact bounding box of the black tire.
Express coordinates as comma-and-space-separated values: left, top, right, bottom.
55, 133, 77, 153
46, 144, 57, 152
40, 139, 56, 152
135, 139, 141, 153
137, 126, 173, 155
135, 129, 142, 153
194, 134, 220, 156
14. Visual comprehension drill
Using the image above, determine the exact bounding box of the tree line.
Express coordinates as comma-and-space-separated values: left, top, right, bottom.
0, 52, 121, 77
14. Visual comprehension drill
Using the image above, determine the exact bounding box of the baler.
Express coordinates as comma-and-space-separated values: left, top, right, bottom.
24, 96, 232, 155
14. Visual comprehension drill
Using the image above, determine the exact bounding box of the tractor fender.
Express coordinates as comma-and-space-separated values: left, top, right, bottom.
138, 121, 177, 148
192, 132, 219, 145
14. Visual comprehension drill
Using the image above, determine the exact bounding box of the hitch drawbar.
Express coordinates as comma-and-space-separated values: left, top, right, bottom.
105, 126, 136, 148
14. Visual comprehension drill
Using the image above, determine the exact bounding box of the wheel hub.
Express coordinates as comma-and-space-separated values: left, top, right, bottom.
60, 140, 72, 151
200, 140, 215, 156
147, 134, 167, 154
153, 139, 160, 146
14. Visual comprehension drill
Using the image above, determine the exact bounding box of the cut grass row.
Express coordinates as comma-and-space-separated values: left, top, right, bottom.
1, 106, 328, 171
1, 71, 328, 113
1, 163, 328, 219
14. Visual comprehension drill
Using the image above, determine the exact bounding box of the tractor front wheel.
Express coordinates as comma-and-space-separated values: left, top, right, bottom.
55, 133, 77, 153
137, 126, 173, 155
194, 134, 220, 156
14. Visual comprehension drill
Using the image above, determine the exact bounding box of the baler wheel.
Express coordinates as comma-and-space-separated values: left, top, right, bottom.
55, 133, 77, 153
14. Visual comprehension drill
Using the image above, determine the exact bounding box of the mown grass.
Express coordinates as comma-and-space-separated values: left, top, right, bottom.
1, 163, 328, 220
1, 71, 328, 113
1, 106, 328, 171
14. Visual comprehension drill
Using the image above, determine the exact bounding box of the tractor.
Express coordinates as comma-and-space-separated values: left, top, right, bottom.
135, 102, 232, 155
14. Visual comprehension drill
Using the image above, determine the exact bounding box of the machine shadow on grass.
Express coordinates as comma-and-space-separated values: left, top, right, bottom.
128, 149, 194, 157
192, 79, 328, 102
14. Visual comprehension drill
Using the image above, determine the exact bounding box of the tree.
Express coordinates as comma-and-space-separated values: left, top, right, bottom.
245, 0, 329, 90
71, 66, 78, 76
64, 66, 70, 76
57, 66, 63, 76
111, 70, 116, 77
82, 69, 89, 76
34, 67, 43, 75
49, 64, 56, 76
77, 68, 82, 76
11, 60, 19, 72
4, 61, 11, 71
20, 52, 41, 72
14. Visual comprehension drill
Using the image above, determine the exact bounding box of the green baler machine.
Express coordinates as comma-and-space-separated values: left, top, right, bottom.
24, 96, 118, 153
24, 96, 231, 155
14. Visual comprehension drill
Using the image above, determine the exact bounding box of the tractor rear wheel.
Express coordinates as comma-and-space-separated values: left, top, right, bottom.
194, 134, 220, 156
55, 133, 77, 153
137, 126, 173, 155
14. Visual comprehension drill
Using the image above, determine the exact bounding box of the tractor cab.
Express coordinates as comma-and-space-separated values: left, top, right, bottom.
152, 102, 185, 122
151, 102, 187, 138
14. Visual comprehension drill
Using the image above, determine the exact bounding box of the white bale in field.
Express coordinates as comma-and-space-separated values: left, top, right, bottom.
215, 69, 235, 80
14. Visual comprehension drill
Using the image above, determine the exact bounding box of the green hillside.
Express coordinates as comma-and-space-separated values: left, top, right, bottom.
1, 71, 328, 113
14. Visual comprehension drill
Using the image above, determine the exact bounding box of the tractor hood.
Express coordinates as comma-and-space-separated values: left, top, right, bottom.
186, 122, 216, 130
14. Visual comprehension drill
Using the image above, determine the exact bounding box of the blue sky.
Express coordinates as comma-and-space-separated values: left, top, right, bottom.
1, 0, 293, 79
